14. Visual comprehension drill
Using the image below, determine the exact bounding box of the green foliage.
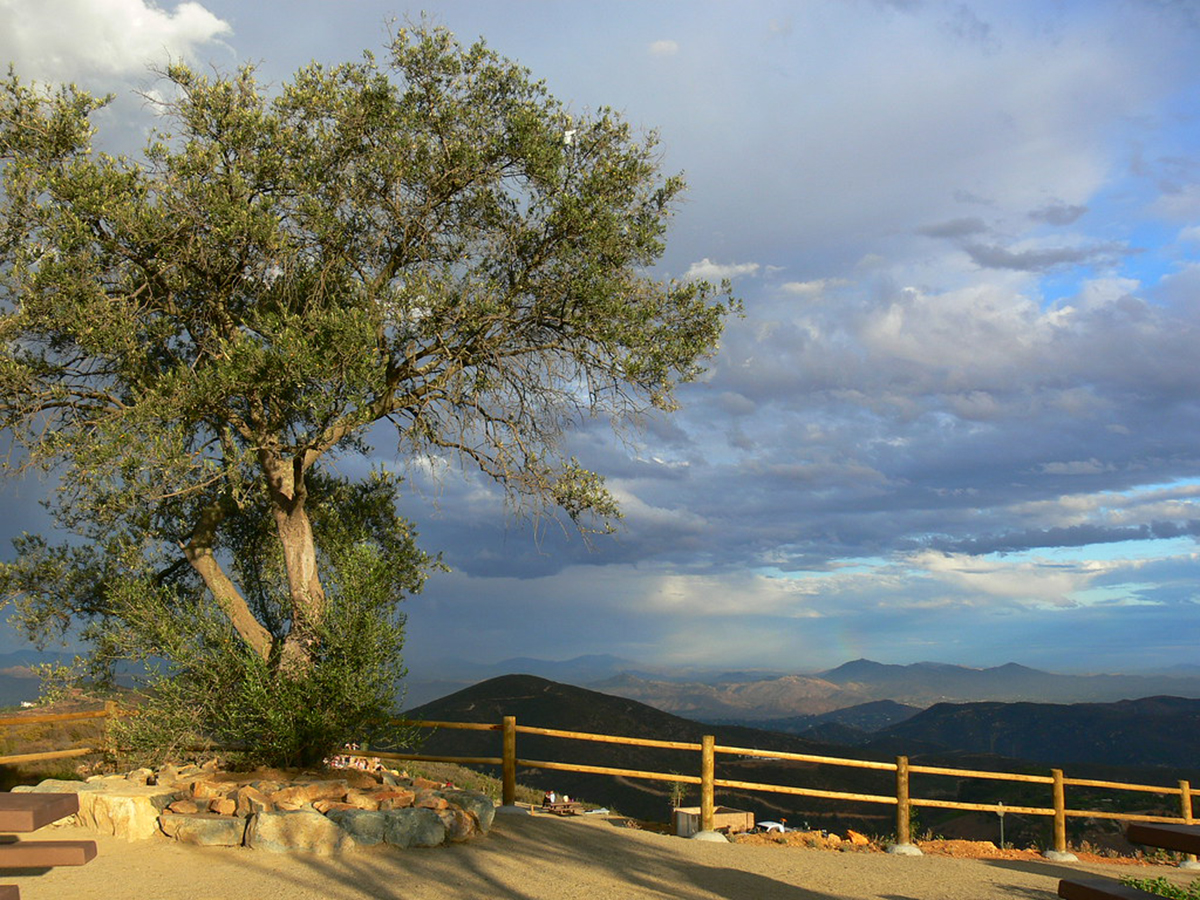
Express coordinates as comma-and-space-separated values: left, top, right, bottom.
0, 24, 731, 765
1120, 876, 1200, 900
111, 471, 427, 767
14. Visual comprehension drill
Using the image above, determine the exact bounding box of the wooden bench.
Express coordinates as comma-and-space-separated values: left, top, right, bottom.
1125, 823, 1200, 856
1059, 822, 1200, 900
541, 801, 583, 816
0, 793, 97, 899
1059, 879, 1168, 900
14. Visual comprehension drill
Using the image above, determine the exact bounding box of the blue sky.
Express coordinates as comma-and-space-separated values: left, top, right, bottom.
1, 0, 1198, 677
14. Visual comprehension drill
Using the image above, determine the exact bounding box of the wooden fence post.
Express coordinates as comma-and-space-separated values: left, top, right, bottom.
1181, 781, 1198, 867
103, 701, 118, 759
896, 756, 912, 845
502, 716, 516, 807
1052, 768, 1068, 854
700, 735, 715, 833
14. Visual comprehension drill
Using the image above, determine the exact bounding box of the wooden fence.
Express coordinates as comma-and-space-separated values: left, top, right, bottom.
0, 704, 119, 767
2, 706, 1196, 858
373, 716, 1197, 855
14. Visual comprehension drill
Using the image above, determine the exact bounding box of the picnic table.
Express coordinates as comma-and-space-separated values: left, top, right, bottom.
0, 793, 97, 899
541, 801, 584, 816
1058, 822, 1200, 900
1125, 823, 1200, 856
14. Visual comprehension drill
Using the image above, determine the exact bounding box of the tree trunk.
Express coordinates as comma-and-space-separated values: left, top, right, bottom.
182, 500, 275, 662
263, 453, 327, 672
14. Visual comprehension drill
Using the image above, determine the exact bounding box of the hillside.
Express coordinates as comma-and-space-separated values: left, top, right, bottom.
589, 672, 863, 719
705, 699, 922, 742
399, 674, 1200, 847
400, 674, 900, 827
874, 695, 1200, 768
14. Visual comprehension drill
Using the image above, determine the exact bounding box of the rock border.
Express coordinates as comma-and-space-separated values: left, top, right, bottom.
18, 762, 496, 855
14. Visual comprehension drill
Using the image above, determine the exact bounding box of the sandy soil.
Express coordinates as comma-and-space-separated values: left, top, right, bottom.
9, 810, 1196, 900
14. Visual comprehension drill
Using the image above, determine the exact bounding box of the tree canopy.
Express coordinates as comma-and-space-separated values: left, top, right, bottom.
0, 26, 732, 762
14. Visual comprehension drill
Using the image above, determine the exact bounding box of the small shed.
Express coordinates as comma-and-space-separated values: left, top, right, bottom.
673, 806, 755, 837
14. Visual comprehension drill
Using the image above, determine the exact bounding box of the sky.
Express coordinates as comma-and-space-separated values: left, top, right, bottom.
1, 0, 1198, 678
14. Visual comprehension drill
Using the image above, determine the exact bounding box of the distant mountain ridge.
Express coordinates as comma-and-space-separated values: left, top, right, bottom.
401, 673, 890, 823
706, 699, 922, 744
589, 659, 1200, 720
872, 695, 1200, 768
402, 674, 1200, 834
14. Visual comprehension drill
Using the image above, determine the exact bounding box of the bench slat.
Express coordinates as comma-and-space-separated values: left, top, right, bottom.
0, 840, 98, 867
0, 794, 80, 833
1060, 879, 1171, 900
1126, 823, 1200, 855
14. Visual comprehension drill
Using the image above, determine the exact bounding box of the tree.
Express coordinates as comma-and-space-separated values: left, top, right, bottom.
0, 26, 732, 763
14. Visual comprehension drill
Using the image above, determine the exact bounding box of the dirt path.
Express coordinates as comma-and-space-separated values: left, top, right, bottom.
12, 811, 1195, 900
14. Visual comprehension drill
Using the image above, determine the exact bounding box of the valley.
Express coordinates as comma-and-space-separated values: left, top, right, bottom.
399, 673, 1200, 852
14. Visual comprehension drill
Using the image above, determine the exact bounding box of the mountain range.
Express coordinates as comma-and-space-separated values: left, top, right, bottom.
401, 673, 1200, 843
402, 655, 1200, 718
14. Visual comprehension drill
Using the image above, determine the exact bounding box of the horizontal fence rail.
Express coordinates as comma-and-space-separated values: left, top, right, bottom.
5, 706, 1196, 860
0, 704, 121, 767
384, 715, 1197, 856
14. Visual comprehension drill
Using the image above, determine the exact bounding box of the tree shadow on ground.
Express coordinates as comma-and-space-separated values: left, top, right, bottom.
206, 811, 852, 900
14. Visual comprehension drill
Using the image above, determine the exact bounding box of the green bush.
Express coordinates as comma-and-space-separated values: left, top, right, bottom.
1120, 876, 1200, 900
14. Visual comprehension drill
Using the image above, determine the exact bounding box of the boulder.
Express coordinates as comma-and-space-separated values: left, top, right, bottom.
339, 770, 381, 790
17, 780, 182, 841
375, 789, 415, 810
315, 800, 367, 814
437, 806, 476, 842
383, 808, 446, 849
413, 790, 449, 811
233, 785, 272, 816
325, 809, 387, 846
247, 810, 358, 855
269, 780, 348, 810
86, 788, 184, 839
168, 800, 200, 815
159, 813, 247, 847
12, 779, 105, 794
190, 780, 227, 801
341, 790, 380, 810
441, 790, 496, 834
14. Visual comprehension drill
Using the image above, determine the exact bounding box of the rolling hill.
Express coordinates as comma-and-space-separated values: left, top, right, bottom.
399, 673, 900, 827
398, 673, 1200, 845
871, 695, 1200, 768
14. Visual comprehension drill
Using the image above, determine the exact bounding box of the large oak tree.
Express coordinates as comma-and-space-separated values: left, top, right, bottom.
0, 27, 731, 762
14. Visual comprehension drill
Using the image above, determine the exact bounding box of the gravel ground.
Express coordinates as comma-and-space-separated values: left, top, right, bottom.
11, 809, 1197, 900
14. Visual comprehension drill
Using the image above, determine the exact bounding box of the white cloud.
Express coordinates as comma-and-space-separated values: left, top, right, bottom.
907, 550, 1093, 608
0, 0, 231, 83
684, 258, 760, 281
607, 484, 709, 535
780, 278, 847, 297
649, 39, 679, 57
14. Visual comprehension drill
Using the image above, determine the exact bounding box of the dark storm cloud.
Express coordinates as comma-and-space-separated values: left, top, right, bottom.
923, 520, 1200, 556
1029, 202, 1088, 225
917, 217, 990, 238
964, 240, 1129, 271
